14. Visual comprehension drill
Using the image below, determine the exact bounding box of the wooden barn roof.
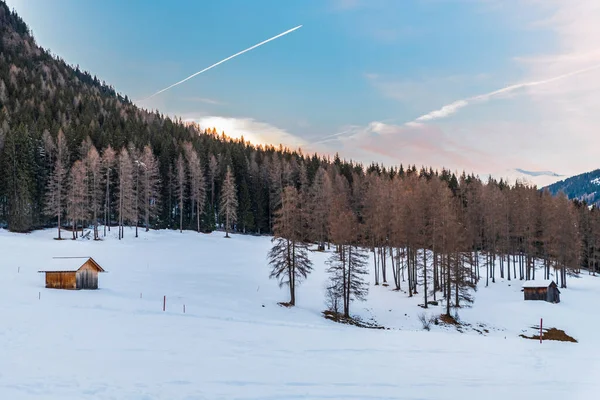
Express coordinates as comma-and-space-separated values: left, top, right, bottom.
522, 280, 557, 289
38, 257, 106, 273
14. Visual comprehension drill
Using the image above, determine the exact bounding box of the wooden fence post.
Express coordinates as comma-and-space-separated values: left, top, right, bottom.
183, 304, 186, 314
163, 295, 166, 312
540, 318, 543, 344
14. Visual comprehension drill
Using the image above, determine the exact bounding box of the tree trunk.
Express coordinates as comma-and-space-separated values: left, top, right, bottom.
381, 247, 387, 284
423, 249, 428, 308
407, 247, 413, 297
372, 247, 379, 285
179, 198, 183, 233
57, 200, 62, 240
197, 201, 200, 233
446, 253, 451, 316
225, 212, 230, 238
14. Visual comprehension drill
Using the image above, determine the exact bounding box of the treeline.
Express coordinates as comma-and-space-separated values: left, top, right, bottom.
266, 166, 599, 317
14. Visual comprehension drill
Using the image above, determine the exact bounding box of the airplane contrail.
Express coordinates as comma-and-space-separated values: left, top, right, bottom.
137, 25, 303, 102
413, 63, 600, 124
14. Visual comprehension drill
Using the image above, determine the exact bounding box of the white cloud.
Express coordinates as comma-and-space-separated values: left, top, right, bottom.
188, 116, 307, 150
411, 63, 600, 124
515, 0, 600, 175
312, 120, 498, 173
415, 100, 469, 122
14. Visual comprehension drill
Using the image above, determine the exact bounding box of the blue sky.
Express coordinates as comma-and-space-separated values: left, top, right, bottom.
6, 0, 600, 181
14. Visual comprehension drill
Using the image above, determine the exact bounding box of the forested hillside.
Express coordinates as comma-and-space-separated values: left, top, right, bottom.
0, 0, 348, 235
545, 169, 600, 207
1, 0, 599, 309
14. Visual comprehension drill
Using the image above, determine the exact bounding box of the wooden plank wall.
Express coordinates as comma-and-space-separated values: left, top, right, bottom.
76, 269, 99, 289
524, 287, 548, 301
45, 272, 77, 289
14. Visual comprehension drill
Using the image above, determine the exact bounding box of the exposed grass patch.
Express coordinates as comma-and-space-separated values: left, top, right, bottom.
520, 327, 577, 343
439, 313, 460, 325
322, 310, 386, 330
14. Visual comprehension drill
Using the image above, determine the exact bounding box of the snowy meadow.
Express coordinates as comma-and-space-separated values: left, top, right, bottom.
1, 228, 599, 400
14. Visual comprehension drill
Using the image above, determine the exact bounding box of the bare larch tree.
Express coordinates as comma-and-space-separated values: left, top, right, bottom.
44, 129, 69, 239
220, 165, 238, 238
175, 154, 187, 233
101, 145, 116, 236
117, 147, 134, 240
184, 142, 206, 233
268, 186, 313, 306
84, 145, 101, 240
140, 145, 160, 232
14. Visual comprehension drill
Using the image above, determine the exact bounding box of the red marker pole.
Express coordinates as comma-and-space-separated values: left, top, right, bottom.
163, 295, 166, 312
540, 318, 543, 344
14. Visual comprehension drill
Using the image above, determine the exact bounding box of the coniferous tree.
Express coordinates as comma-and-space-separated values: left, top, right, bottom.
140, 145, 160, 232
175, 154, 186, 233
44, 129, 69, 239
84, 145, 101, 240
220, 165, 238, 238
207, 154, 219, 228
66, 160, 87, 239
268, 186, 313, 306
1, 123, 34, 232
184, 143, 206, 233
117, 147, 134, 240
129, 145, 142, 237
101, 146, 116, 236
326, 186, 368, 318
309, 166, 333, 251
326, 233, 369, 318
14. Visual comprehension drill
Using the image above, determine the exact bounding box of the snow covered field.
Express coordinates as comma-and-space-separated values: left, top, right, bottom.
1, 228, 598, 400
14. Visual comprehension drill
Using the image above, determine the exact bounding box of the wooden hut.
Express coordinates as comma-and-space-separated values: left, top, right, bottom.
38, 257, 106, 290
522, 280, 560, 303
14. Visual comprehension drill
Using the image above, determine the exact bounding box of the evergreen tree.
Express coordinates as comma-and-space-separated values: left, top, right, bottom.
1, 123, 34, 232
220, 165, 238, 238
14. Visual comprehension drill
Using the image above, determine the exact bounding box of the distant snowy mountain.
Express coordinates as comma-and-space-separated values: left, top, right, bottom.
545, 169, 600, 206
486, 168, 565, 188
514, 168, 562, 178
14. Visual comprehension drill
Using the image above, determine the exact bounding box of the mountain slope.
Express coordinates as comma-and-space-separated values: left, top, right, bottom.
0, 1, 313, 233
545, 169, 600, 206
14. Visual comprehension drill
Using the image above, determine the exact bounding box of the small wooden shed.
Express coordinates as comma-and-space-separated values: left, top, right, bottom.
522, 280, 560, 303
38, 257, 106, 290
